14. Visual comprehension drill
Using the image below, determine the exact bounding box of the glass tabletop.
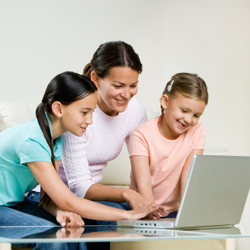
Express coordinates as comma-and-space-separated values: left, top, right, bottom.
1, 224, 250, 244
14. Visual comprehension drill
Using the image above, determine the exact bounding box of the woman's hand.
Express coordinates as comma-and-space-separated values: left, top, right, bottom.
56, 211, 84, 227
122, 189, 152, 209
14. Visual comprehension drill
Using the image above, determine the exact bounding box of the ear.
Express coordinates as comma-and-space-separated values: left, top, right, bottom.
160, 94, 169, 110
51, 101, 63, 118
90, 71, 100, 88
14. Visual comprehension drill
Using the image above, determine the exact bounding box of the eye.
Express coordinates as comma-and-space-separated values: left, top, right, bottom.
82, 112, 88, 115
181, 109, 188, 113
113, 85, 122, 89
130, 84, 137, 88
194, 114, 200, 118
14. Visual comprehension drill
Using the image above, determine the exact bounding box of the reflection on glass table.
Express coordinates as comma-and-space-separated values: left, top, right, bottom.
0, 224, 249, 244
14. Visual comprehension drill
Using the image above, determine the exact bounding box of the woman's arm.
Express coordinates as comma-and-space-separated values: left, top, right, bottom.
61, 132, 94, 198
28, 161, 158, 221
180, 149, 204, 197
85, 183, 152, 209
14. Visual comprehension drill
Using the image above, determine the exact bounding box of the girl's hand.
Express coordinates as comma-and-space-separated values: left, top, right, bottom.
56, 211, 84, 227
122, 189, 152, 209
144, 206, 175, 219
144, 211, 160, 220
123, 204, 160, 220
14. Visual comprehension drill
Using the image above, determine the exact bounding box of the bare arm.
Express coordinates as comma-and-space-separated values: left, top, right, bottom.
85, 182, 152, 209
28, 161, 157, 221
130, 155, 164, 219
41, 160, 84, 227
180, 149, 204, 197
130, 155, 155, 203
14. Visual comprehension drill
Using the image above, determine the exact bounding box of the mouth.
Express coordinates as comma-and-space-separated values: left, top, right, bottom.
177, 120, 188, 129
114, 98, 128, 105
81, 127, 87, 132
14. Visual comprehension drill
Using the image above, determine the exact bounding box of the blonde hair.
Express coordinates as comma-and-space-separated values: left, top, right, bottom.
161, 73, 208, 114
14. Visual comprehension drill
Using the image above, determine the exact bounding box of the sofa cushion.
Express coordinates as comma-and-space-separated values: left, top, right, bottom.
0, 101, 38, 132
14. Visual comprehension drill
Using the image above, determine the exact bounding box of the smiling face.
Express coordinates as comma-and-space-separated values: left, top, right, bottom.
158, 93, 206, 140
60, 92, 98, 137
91, 66, 139, 116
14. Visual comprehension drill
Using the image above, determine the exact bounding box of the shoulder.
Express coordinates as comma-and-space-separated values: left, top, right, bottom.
126, 98, 146, 115
123, 98, 147, 125
186, 123, 206, 139
128, 98, 145, 109
191, 123, 206, 134
0, 119, 44, 144
132, 116, 159, 136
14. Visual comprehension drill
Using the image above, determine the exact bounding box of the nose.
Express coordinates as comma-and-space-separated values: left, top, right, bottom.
86, 113, 93, 125
184, 114, 192, 124
121, 87, 131, 99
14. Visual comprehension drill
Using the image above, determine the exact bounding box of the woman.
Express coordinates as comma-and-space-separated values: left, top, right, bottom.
59, 41, 153, 217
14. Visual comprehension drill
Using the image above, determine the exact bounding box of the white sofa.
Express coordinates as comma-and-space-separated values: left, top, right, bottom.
0, 101, 250, 250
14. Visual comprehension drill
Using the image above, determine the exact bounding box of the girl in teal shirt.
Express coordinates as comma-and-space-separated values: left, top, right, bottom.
0, 71, 157, 229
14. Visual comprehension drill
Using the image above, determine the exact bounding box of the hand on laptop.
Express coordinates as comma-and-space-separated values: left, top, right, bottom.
143, 206, 169, 219
122, 189, 153, 209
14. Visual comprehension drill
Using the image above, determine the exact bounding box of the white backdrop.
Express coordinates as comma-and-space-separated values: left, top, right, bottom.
1, 0, 250, 156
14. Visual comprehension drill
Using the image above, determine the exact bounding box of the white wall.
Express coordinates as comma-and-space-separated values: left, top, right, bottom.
1, 0, 250, 156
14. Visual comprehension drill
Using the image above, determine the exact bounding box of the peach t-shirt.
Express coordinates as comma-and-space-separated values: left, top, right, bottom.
129, 116, 206, 214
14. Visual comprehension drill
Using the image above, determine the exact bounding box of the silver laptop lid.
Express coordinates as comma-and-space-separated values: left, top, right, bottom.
175, 155, 250, 229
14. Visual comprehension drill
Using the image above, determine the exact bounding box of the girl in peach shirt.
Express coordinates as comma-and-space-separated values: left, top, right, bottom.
129, 73, 209, 218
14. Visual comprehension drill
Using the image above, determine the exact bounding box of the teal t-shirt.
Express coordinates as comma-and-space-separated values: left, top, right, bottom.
0, 117, 63, 206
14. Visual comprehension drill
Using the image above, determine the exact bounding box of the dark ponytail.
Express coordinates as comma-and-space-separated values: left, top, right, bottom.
36, 102, 56, 208
37, 71, 97, 208
83, 41, 142, 79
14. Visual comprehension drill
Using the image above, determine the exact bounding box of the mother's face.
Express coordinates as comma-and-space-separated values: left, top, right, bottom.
91, 66, 139, 116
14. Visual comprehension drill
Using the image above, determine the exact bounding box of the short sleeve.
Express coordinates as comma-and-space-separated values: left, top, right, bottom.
18, 139, 52, 166
193, 124, 206, 150
54, 136, 63, 161
129, 129, 150, 157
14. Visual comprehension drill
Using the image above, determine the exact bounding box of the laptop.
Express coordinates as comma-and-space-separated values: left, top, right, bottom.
117, 155, 250, 229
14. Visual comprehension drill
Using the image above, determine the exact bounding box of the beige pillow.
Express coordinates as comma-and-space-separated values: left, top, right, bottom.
0, 101, 38, 132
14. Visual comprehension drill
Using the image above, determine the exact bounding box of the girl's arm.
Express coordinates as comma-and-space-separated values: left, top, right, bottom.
42, 159, 84, 227
130, 155, 155, 203
130, 155, 163, 219
28, 161, 158, 221
180, 149, 204, 197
